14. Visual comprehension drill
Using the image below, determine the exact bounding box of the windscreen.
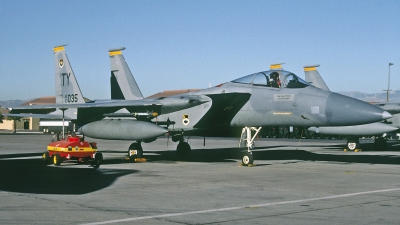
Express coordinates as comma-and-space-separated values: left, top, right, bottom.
231, 70, 309, 88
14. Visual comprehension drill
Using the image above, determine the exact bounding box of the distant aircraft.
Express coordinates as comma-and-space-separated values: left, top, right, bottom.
304, 65, 398, 150
10, 47, 392, 165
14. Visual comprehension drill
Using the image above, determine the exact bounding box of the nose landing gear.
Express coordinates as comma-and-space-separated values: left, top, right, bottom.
239, 126, 261, 166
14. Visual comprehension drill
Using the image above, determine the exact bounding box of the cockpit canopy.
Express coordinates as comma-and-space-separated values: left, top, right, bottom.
231, 70, 309, 89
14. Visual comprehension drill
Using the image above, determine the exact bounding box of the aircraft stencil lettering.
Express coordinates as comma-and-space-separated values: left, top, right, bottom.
274, 94, 294, 101
61, 73, 71, 86
64, 94, 79, 103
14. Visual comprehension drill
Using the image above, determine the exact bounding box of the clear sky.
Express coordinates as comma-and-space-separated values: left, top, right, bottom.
0, 0, 399, 101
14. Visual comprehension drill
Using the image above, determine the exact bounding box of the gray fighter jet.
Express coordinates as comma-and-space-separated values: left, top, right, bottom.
10, 47, 392, 165
305, 65, 398, 150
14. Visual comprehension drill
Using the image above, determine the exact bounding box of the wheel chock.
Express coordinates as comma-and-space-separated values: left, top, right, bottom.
344, 149, 361, 152
134, 158, 147, 162
239, 163, 256, 167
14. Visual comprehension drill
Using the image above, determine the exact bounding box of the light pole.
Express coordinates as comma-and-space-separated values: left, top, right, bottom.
384, 63, 394, 102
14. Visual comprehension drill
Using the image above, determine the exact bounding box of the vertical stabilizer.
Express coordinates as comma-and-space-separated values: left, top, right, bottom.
109, 48, 143, 100
54, 45, 85, 104
304, 65, 330, 91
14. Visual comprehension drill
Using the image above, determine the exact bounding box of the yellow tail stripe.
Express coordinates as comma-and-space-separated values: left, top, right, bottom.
53, 46, 65, 52
304, 67, 317, 71
109, 51, 122, 56
270, 64, 282, 69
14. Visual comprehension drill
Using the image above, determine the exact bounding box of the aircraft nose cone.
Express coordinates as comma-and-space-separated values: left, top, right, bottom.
325, 93, 392, 126
382, 111, 392, 120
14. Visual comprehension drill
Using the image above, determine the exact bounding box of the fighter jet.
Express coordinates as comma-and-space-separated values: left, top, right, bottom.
10, 47, 392, 166
304, 65, 398, 150
102, 51, 396, 160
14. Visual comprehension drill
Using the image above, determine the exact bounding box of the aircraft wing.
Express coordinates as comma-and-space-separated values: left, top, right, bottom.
4, 113, 71, 119
10, 95, 211, 123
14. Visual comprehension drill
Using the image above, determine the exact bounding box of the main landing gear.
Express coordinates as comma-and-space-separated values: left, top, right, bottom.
172, 133, 191, 160
177, 140, 191, 159
239, 126, 262, 166
128, 141, 144, 160
346, 138, 360, 151
346, 136, 387, 151
374, 136, 387, 150
172, 133, 192, 160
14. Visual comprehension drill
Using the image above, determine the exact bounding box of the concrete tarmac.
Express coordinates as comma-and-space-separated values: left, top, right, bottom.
1, 133, 400, 224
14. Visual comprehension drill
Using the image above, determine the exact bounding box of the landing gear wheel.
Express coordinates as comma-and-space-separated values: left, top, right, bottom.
242, 152, 254, 166
347, 139, 359, 151
374, 137, 387, 150
42, 151, 50, 164
128, 142, 143, 160
93, 152, 103, 169
177, 141, 191, 160
53, 153, 61, 166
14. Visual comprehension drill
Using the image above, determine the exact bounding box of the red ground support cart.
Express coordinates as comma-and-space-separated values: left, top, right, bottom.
43, 136, 103, 169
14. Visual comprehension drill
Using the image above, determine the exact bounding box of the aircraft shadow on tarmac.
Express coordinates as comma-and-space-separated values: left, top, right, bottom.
134, 141, 400, 165
1, 142, 399, 195
0, 154, 137, 195
99, 142, 400, 166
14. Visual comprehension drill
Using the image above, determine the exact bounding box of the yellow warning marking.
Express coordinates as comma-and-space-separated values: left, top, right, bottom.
134, 158, 147, 162
47, 146, 94, 152
53, 46, 65, 52
270, 64, 282, 69
109, 50, 122, 56
304, 67, 317, 71
239, 164, 256, 167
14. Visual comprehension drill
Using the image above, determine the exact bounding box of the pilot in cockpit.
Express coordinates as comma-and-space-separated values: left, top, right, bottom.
269, 72, 281, 88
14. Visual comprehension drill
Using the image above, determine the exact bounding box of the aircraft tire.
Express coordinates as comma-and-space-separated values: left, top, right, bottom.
347, 139, 359, 151
242, 152, 253, 166
374, 137, 387, 150
177, 141, 191, 160
53, 154, 61, 166
42, 151, 51, 164
128, 143, 143, 160
93, 153, 103, 169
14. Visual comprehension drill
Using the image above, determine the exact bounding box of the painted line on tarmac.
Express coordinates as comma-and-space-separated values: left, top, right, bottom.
80, 187, 400, 225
